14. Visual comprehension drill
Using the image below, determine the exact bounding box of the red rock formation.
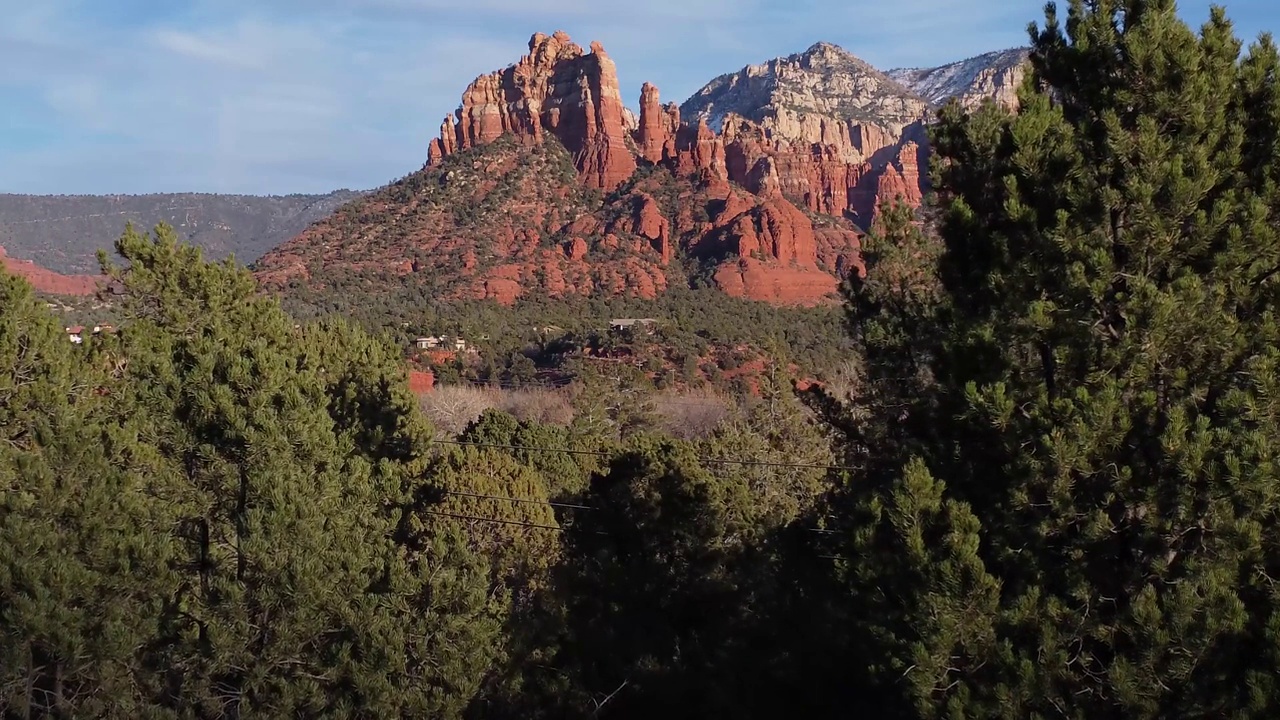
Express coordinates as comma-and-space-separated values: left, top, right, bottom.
870, 141, 925, 219
636, 82, 665, 164
626, 193, 672, 264
718, 197, 816, 265
0, 245, 102, 296
814, 226, 865, 278
635, 83, 682, 165
673, 118, 728, 184
690, 188, 858, 305
265, 34, 947, 310
566, 236, 589, 260
712, 113, 929, 221
637, 108, 930, 228
427, 31, 636, 191
713, 258, 838, 306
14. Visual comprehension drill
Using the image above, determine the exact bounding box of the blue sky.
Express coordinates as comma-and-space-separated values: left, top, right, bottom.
0, 0, 1273, 196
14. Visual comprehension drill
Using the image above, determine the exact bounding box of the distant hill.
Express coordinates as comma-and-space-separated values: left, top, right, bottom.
0, 190, 365, 275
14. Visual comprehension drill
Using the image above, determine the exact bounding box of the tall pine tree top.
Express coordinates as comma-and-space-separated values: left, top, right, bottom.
843, 0, 1280, 716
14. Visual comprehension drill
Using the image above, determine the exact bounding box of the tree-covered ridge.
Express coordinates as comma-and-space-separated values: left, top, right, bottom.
4, 1, 1280, 718
0, 190, 363, 275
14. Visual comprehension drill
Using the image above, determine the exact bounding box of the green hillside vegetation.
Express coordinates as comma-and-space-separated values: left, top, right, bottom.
4, 1, 1280, 717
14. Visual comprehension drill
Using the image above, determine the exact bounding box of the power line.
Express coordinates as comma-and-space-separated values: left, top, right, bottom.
422, 509, 608, 536
439, 488, 595, 511
425, 507, 840, 549
422, 509, 565, 532
435, 377, 741, 409
433, 439, 857, 472
438, 488, 836, 536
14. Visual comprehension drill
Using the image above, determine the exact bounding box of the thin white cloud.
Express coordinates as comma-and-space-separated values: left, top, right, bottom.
151, 28, 267, 70
1, 0, 1264, 195
41, 79, 104, 129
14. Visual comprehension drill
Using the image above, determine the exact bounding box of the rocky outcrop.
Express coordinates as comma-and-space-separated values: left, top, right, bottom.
695, 185, 861, 305
630, 193, 672, 264
427, 31, 636, 191
0, 245, 102, 296
427, 31, 632, 189
677, 42, 933, 224
423, 33, 1026, 237
888, 48, 1030, 111
868, 141, 925, 214
713, 258, 839, 306
718, 197, 816, 265
636, 82, 679, 164
262, 34, 1037, 310
681, 42, 928, 134
720, 114, 864, 217
415, 33, 884, 306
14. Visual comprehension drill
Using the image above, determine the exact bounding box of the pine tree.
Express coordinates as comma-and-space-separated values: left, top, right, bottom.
698, 368, 836, 531
825, 196, 1002, 718
97, 224, 504, 717
523, 436, 793, 719
840, 198, 949, 469
421, 446, 561, 600
0, 269, 178, 718
845, 1, 1280, 716
459, 409, 591, 498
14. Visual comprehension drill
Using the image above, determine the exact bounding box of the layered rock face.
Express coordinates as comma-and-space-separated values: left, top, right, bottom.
416, 32, 866, 304
0, 245, 101, 296
293, 32, 1030, 307
681, 42, 928, 134
677, 42, 933, 225
427, 31, 636, 191
888, 48, 1031, 111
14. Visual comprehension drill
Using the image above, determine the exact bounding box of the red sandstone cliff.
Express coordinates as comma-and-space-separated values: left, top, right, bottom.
675, 41, 933, 224
411, 31, 867, 304
268, 32, 1016, 308
427, 31, 636, 192
871, 141, 925, 210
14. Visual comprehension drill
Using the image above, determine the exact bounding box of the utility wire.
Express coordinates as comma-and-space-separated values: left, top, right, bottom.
433, 439, 857, 472
437, 377, 744, 409
422, 509, 608, 536
433, 481, 840, 537
438, 488, 595, 511
422, 509, 564, 532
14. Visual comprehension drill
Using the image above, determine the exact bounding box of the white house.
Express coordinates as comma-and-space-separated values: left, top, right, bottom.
610, 318, 657, 331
